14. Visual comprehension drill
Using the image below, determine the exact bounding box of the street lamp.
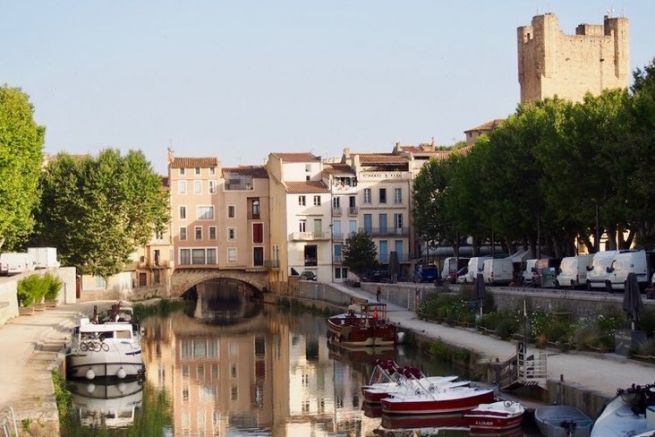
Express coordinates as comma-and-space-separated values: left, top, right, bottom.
329, 223, 334, 283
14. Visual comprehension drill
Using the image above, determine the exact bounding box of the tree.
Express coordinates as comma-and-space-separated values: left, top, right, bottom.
342, 231, 377, 277
0, 86, 45, 249
33, 149, 169, 278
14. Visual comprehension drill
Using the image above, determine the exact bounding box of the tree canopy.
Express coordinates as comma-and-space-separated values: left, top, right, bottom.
33, 149, 169, 278
0, 86, 45, 250
413, 58, 655, 256
342, 231, 378, 276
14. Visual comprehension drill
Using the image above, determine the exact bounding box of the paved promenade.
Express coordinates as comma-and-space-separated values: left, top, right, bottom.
0, 301, 112, 434
329, 282, 655, 400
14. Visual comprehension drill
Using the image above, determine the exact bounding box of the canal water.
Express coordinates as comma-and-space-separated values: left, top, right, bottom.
62, 301, 542, 436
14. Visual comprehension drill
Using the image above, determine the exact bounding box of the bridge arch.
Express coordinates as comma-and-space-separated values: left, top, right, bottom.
170, 268, 269, 298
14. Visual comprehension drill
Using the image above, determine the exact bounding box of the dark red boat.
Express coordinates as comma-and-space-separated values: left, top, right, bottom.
380, 386, 495, 415
326, 303, 396, 348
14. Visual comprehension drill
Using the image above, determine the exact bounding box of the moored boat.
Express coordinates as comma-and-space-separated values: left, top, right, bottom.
590, 383, 655, 437
464, 400, 525, 432
535, 405, 593, 437
327, 302, 397, 348
67, 317, 144, 380
380, 386, 495, 415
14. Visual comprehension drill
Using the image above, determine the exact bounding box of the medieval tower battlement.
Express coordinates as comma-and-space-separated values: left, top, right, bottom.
517, 13, 629, 104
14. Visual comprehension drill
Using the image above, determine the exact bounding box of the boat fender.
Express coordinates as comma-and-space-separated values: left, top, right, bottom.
85, 369, 95, 380
505, 401, 512, 408
117, 367, 127, 379
86, 383, 96, 394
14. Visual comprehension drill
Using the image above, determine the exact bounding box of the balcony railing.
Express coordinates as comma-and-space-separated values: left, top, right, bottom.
333, 254, 343, 263
289, 232, 331, 241
332, 207, 342, 217
377, 253, 410, 264
359, 227, 410, 237
348, 207, 358, 216
248, 212, 261, 220
264, 260, 280, 269
138, 259, 171, 269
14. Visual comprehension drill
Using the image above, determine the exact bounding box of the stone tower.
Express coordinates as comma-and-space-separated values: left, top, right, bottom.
517, 13, 629, 104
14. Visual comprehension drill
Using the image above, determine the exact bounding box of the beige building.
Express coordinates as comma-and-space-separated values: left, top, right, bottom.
167, 154, 270, 277
518, 12, 629, 104
464, 119, 505, 146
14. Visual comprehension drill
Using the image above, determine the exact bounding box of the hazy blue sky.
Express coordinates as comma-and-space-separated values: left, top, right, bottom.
3, 1, 654, 174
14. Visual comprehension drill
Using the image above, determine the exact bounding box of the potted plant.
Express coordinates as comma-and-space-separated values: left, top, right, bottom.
44, 273, 62, 308
17, 276, 37, 315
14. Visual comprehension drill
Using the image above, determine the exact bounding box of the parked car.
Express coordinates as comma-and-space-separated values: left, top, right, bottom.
586, 250, 619, 291
482, 258, 513, 285
555, 255, 593, 288
606, 249, 649, 291
299, 270, 317, 281
414, 265, 439, 283
362, 269, 392, 283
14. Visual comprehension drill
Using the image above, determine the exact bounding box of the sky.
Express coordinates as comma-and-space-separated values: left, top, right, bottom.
2, 1, 654, 175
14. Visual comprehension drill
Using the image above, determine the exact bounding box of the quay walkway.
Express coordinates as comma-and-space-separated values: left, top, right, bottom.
328, 282, 655, 401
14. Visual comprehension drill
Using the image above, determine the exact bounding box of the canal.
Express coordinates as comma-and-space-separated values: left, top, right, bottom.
61, 299, 541, 436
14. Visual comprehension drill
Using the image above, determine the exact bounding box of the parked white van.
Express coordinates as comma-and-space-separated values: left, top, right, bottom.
555, 255, 593, 288
607, 250, 649, 291
464, 257, 491, 283
522, 259, 538, 285
0, 252, 35, 275
482, 258, 513, 285
586, 250, 619, 290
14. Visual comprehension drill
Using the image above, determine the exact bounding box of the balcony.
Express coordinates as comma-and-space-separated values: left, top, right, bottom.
348, 207, 358, 216
264, 260, 280, 270
224, 175, 254, 191
359, 227, 410, 237
289, 232, 331, 241
331, 232, 344, 242
137, 259, 171, 269
248, 212, 261, 220
377, 253, 411, 264
332, 207, 342, 217
333, 254, 343, 264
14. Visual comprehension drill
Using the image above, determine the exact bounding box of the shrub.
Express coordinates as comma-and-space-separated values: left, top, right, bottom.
636, 338, 655, 357
44, 273, 63, 301
17, 274, 48, 306
638, 307, 655, 338
496, 318, 518, 340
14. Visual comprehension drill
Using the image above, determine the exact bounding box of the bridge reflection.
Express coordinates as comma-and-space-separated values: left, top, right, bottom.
190, 279, 262, 326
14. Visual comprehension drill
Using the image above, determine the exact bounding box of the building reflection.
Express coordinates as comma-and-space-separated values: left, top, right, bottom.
142, 302, 373, 436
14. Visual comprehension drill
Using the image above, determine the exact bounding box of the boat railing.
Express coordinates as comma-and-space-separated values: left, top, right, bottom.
517, 349, 547, 387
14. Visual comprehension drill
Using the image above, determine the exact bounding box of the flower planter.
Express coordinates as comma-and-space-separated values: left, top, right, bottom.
18, 306, 35, 316
34, 302, 46, 312
45, 299, 58, 309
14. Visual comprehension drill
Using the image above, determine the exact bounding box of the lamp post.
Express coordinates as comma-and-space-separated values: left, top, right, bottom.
329, 223, 334, 283
595, 201, 600, 252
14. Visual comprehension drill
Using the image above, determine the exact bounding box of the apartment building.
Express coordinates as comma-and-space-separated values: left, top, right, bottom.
266, 153, 332, 286
168, 154, 270, 272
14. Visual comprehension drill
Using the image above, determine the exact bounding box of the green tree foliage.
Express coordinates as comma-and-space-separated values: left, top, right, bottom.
342, 231, 377, 276
0, 86, 45, 249
412, 158, 455, 248
33, 149, 169, 278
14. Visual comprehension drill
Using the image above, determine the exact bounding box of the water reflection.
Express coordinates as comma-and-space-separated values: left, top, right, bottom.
68, 380, 143, 429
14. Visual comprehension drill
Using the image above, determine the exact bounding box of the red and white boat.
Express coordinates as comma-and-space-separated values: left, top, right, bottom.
326, 302, 396, 348
380, 386, 495, 415
464, 400, 525, 432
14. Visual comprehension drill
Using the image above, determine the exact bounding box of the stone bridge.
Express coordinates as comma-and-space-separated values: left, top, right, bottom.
170, 267, 269, 297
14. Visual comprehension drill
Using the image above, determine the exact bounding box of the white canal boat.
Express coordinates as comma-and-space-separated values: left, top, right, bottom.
67, 317, 144, 380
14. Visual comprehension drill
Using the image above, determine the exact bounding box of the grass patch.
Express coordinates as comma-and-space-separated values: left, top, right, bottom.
132, 299, 192, 320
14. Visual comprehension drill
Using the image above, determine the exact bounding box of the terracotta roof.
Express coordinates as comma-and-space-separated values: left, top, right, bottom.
358, 154, 408, 164
322, 163, 355, 175
464, 119, 505, 133
222, 166, 269, 178
285, 181, 330, 194
170, 157, 218, 168
271, 152, 320, 162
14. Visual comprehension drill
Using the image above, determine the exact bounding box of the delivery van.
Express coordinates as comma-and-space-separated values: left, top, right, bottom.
0, 252, 35, 275
522, 259, 538, 286
441, 257, 470, 284
482, 258, 513, 285
464, 257, 491, 283
586, 250, 619, 290
606, 249, 649, 291
555, 255, 593, 288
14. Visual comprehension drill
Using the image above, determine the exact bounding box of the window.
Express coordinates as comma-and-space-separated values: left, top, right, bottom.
305, 175, 310, 181
313, 195, 321, 206
228, 205, 235, 218
180, 249, 190, 265
206, 248, 216, 264
195, 167, 200, 175
379, 240, 388, 263
299, 220, 306, 233
304, 245, 317, 266
209, 226, 217, 240
195, 226, 202, 240
227, 248, 237, 262
253, 223, 263, 243
179, 168, 186, 176
253, 247, 264, 266
298, 195, 306, 206
179, 206, 187, 220
250, 199, 260, 219
363, 214, 372, 233
178, 180, 187, 194
332, 197, 340, 208
209, 180, 217, 194
305, 164, 311, 172
210, 167, 215, 175
379, 188, 387, 204
194, 180, 202, 194
192, 249, 205, 264
227, 228, 236, 240
394, 188, 402, 203
197, 206, 214, 220
394, 213, 403, 230
155, 230, 164, 240
363, 189, 371, 204
379, 213, 388, 233
180, 227, 187, 240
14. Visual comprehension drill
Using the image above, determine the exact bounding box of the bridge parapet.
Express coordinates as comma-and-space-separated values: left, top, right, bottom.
170, 268, 269, 297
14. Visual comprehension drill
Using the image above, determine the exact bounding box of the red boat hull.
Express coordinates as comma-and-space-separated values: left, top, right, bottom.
465, 412, 524, 431
381, 412, 468, 430
363, 388, 392, 403
381, 390, 495, 415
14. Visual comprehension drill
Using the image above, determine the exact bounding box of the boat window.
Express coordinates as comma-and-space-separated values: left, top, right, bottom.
116, 331, 131, 339
101, 332, 115, 339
